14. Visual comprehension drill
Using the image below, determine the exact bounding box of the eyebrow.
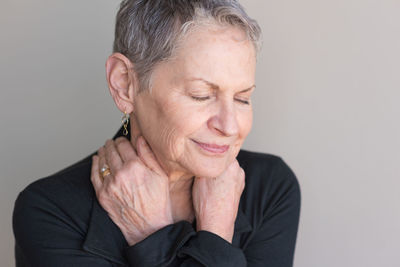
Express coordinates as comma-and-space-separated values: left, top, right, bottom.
188, 78, 256, 93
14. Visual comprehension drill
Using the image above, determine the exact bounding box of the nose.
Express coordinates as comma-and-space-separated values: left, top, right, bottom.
208, 99, 239, 137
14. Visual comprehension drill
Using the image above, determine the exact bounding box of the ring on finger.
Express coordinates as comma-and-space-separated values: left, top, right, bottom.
100, 164, 111, 179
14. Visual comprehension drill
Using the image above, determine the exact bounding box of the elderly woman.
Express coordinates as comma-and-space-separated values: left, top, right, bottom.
13, 0, 300, 266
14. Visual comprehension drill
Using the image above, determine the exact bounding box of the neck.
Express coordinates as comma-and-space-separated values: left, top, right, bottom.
128, 113, 195, 194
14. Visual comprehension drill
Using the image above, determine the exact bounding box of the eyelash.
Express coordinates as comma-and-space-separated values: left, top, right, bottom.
236, 99, 250, 105
191, 96, 250, 105
191, 96, 211, 101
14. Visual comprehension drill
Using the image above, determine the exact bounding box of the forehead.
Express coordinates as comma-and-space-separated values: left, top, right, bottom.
176, 24, 254, 60
168, 25, 256, 88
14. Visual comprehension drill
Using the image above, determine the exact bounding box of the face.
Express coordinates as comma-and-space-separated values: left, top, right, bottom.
134, 25, 256, 178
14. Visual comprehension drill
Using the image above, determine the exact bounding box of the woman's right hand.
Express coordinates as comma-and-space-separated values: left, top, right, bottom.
192, 159, 245, 243
91, 136, 174, 246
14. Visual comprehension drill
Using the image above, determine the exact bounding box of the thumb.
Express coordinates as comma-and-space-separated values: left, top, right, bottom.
136, 136, 165, 175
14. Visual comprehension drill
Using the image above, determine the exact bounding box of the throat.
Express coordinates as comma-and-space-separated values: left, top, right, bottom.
170, 192, 195, 224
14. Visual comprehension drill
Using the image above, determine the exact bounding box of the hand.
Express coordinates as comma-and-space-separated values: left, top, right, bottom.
91, 136, 173, 246
192, 159, 245, 243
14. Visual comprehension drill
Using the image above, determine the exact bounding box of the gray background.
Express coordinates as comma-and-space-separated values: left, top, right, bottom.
1, 0, 399, 266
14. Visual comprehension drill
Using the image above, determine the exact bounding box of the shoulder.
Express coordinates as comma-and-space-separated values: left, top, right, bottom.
15, 153, 95, 207
13, 153, 96, 242
237, 149, 301, 218
237, 149, 299, 187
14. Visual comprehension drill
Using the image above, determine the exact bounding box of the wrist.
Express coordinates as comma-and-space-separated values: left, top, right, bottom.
196, 222, 234, 243
124, 219, 173, 246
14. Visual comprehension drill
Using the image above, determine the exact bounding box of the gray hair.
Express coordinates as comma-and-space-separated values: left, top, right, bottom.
113, 0, 262, 92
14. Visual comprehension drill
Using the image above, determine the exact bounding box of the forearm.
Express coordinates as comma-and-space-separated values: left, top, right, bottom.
125, 221, 246, 267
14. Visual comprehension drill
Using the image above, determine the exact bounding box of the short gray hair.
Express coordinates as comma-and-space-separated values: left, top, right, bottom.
113, 0, 262, 92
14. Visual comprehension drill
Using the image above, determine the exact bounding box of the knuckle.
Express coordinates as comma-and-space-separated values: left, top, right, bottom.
110, 147, 119, 158
240, 170, 245, 181
113, 170, 125, 182
127, 160, 143, 171
116, 136, 128, 145
116, 139, 125, 149
105, 139, 113, 146
123, 161, 146, 182
240, 171, 245, 180
105, 183, 118, 196
116, 136, 126, 141
241, 181, 245, 191
98, 146, 105, 156
230, 160, 240, 170
97, 192, 108, 205
236, 162, 242, 171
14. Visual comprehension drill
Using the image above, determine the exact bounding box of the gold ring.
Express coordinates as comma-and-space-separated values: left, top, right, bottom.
100, 165, 111, 178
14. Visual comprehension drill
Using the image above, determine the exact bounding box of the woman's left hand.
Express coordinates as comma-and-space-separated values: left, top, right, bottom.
192, 159, 245, 243
90, 136, 174, 246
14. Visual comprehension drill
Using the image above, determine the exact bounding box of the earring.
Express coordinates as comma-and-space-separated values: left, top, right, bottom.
122, 110, 129, 136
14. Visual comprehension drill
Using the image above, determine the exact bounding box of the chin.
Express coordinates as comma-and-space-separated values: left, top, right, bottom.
180, 141, 241, 178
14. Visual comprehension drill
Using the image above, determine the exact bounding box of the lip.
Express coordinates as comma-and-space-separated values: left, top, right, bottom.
192, 139, 230, 154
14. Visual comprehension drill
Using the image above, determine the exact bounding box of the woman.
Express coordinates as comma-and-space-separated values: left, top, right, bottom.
13, 0, 301, 266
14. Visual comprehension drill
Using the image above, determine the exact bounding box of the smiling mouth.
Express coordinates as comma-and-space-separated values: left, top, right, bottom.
191, 139, 230, 154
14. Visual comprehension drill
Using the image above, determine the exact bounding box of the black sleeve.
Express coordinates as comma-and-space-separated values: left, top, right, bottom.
177, 231, 247, 266
125, 227, 246, 267
12, 189, 114, 267
243, 157, 301, 267
124, 221, 196, 266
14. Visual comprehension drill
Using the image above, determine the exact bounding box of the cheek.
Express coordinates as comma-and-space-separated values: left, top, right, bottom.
232, 110, 253, 151
136, 99, 180, 161
158, 126, 181, 158
240, 111, 253, 137
237, 107, 253, 136
157, 101, 205, 160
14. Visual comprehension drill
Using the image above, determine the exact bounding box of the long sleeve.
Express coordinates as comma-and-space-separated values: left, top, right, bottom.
177, 230, 247, 266
124, 221, 196, 266
125, 226, 246, 267
242, 157, 301, 267
13, 188, 115, 267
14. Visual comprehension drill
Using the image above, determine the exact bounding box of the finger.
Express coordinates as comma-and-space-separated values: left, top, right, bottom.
228, 159, 240, 172
98, 147, 112, 185
104, 139, 124, 175
91, 155, 103, 191
231, 159, 240, 167
136, 136, 164, 175
114, 137, 138, 162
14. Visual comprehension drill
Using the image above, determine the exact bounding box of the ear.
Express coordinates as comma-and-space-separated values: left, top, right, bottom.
105, 53, 138, 114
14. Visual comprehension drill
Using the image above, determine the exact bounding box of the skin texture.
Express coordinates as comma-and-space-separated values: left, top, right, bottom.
92, 137, 174, 246
133, 25, 255, 181
91, 25, 256, 245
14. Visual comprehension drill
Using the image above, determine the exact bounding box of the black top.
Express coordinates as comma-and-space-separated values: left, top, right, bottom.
12, 125, 301, 267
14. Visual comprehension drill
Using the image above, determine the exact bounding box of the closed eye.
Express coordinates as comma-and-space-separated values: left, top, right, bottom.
191, 95, 250, 104
235, 98, 250, 105
191, 96, 211, 101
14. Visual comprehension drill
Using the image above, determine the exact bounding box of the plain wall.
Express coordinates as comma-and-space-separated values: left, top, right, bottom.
1, 0, 399, 266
